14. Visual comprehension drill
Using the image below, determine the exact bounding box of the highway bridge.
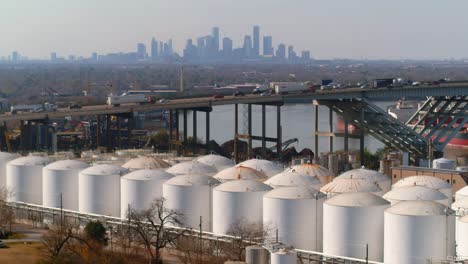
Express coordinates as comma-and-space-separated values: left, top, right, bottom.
0, 82, 467, 164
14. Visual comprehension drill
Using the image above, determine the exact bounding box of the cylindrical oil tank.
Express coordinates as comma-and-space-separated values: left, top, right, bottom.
265, 168, 322, 189
263, 186, 323, 251
289, 163, 331, 184
270, 249, 297, 264
245, 245, 269, 264
122, 156, 171, 170
166, 161, 218, 176
212, 179, 272, 235
238, 159, 283, 178
335, 167, 391, 192
214, 165, 267, 182
433, 158, 456, 170
6, 156, 50, 204
382, 185, 449, 206
456, 186, 468, 201
42, 160, 89, 210
78, 164, 128, 217
0, 152, 20, 189
121, 169, 174, 219
457, 215, 468, 258
320, 178, 383, 198
384, 200, 455, 264
323, 192, 390, 262
163, 174, 220, 231
452, 197, 468, 217
393, 176, 453, 204
194, 154, 235, 171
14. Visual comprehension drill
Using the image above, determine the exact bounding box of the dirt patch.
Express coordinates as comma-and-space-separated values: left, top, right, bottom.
0, 242, 44, 264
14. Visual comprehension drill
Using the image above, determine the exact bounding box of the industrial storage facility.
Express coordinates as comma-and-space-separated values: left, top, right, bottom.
265, 168, 322, 189
238, 158, 283, 177
214, 165, 267, 182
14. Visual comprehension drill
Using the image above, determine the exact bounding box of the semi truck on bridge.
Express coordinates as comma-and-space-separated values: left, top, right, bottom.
10, 102, 57, 114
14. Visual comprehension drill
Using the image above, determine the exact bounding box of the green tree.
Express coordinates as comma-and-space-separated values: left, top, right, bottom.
151, 130, 170, 151
84, 221, 107, 245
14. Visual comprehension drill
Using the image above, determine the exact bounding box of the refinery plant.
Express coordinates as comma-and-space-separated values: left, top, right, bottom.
1, 150, 468, 264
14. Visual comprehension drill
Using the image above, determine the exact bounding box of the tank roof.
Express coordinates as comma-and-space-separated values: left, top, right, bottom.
264, 186, 319, 200
335, 167, 389, 182
80, 164, 128, 176
383, 186, 447, 201
122, 156, 171, 170
0, 152, 20, 160
44, 159, 90, 171
325, 192, 390, 207
9, 155, 50, 166
194, 154, 234, 168
320, 178, 382, 194
456, 186, 468, 196
214, 165, 267, 181
122, 169, 173, 181
459, 215, 468, 223
452, 197, 468, 209
385, 200, 448, 216
214, 179, 273, 193
393, 176, 452, 190
265, 168, 321, 187
238, 159, 283, 177
163, 174, 220, 186
166, 161, 218, 176
289, 163, 331, 177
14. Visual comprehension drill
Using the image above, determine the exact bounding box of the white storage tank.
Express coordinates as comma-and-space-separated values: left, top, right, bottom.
6, 156, 50, 204
393, 175, 453, 204
382, 185, 449, 206
320, 178, 383, 198
456, 215, 468, 258
433, 158, 456, 170
78, 164, 128, 217
452, 197, 468, 217
166, 161, 217, 176
122, 156, 171, 170
194, 154, 235, 171
214, 165, 267, 182
384, 200, 455, 264
121, 169, 174, 219
263, 186, 323, 251
163, 174, 220, 231
212, 179, 272, 235
323, 192, 390, 262
334, 167, 391, 192
289, 163, 331, 184
265, 168, 322, 189
270, 248, 296, 264
42, 160, 89, 210
456, 186, 468, 201
0, 152, 20, 189
238, 159, 283, 178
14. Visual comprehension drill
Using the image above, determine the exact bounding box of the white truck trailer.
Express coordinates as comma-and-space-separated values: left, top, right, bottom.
106, 94, 148, 106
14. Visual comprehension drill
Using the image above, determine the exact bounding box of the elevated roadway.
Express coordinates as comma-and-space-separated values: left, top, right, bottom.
1, 82, 467, 123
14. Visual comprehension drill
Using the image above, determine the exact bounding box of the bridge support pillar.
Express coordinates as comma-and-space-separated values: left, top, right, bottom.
314, 104, 319, 162
175, 109, 180, 142
206, 111, 210, 154
262, 104, 266, 159
192, 110, 197, 154
169, 110, 173, 142
27, 121, 32, 153
277, 105, 282, 160
35, 122, 41, 151
127, 115, 133, 148
106, 114, 112, 153
183, 109, 187, 145
344, 116, 349, 154
360, 108, 365, 166
329, 108, 333, 153
96, 115, 101, 148
234, 104, 239, 163
248, 104, 252, 159
116, 116, 121, 149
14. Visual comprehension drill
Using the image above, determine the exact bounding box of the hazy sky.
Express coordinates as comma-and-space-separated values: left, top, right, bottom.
1, 0, 468, 60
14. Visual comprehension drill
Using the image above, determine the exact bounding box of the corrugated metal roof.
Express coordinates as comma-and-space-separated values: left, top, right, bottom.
325, 192, 389, 207
264, 186, 319, 200
122, 169, 173, 181
383, 186, 447, 201
164, 174, 220, 186
385, 200, 448, 216
8, 156, 50, 166
80, 164, 128, 176
44, 160, 89, 171
214, 179, 273, 193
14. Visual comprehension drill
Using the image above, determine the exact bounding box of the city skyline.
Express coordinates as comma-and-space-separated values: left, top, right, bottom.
2, 0, 468, 60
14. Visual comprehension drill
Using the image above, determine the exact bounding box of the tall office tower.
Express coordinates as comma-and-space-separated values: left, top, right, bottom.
183, 39, 197, 60
50, 52, 57, 61
168, 39, 173, 55
212, 27, 220, 52
276, 44, 286, 59
243, 35, 253, 58
159, 41, 164, 55
288, 45, 296, 60
253, 26, 260, 57
11, 51, 18, 62
222, 37, 233, 57
151, 37, 158, 59
137, 43, 146, 59
91, 52, 98, 61
263, 36, 273, 56
301, 51, 311, 61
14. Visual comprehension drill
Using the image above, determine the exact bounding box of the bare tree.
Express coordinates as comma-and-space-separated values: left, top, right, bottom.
176, 230, 228, 264
224, 219, 271, 261
0, 187, 14, 234
127, 197, 186, 264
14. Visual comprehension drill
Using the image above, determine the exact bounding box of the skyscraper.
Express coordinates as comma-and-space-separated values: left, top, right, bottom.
263, 36, 273, 56
243, 36, 253, 58
11, 51, 18, 62
288, 45, 296, 60
50, 52, 57, 61
301, 51, 311, 61
222, 37, 233, 58
276, 44, 286, 59
212, 27, 220, 52
253, 26, 260, 57
137, 43, 146, 59
151, 37, 158, 59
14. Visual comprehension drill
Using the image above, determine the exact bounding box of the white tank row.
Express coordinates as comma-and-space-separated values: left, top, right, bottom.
4, 152, 468, 263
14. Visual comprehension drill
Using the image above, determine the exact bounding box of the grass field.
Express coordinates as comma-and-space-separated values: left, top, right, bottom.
0, 242, 44, 264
